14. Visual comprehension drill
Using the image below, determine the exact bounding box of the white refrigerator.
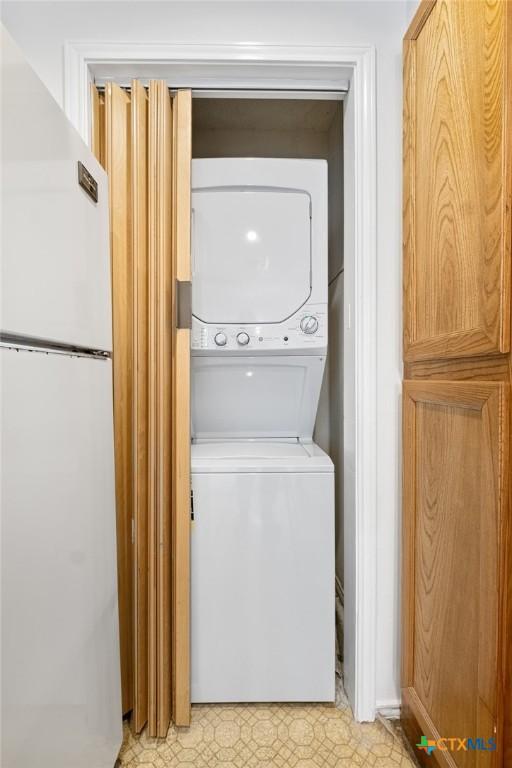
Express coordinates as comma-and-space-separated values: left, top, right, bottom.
1, 27, 123, 768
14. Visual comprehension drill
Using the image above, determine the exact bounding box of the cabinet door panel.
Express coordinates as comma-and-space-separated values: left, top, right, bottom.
403, 0, 511, 362
402, 381, 507, 766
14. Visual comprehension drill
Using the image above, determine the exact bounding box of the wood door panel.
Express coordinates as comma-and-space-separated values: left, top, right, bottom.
402, 381, 507, 766
403, 0, 511, 362
104, 82, 134, 716
171, 89, 192, 727
131, 79, 149, 734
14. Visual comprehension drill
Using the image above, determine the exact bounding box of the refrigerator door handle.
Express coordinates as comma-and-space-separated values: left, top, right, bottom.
0, 333, 111, 359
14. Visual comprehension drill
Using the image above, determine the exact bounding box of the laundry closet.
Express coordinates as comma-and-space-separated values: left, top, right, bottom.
190, 96, 345, 702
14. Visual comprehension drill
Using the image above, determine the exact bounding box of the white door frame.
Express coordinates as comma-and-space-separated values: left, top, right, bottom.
64, 41, 377, 722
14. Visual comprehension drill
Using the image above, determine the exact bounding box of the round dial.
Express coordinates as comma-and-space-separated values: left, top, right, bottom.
237, 331, 250, 346
214, 332, 227, 347
300, 315, 319, 335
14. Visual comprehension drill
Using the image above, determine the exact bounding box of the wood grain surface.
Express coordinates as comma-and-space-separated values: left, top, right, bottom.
403, 381, 507, 767
171, 89, 192, 728
403, 0, 510, 362
131, 80, 149, 734
402, 2, 512, 761
104, 82, 134, 716
93, 81, 192, 736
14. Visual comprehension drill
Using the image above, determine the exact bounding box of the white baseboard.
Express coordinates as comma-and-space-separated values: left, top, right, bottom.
376, 699, 401, 719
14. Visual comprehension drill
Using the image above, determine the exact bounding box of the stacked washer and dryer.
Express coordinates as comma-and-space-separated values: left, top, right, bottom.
190, 158, 335, 703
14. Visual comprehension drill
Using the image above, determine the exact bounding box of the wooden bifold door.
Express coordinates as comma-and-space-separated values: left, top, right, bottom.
91, 82, 192, 734
402, 1, 511, 766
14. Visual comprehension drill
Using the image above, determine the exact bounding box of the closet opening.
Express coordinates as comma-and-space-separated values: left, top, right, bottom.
190, 94, 345, 701
87, 40, 377, 722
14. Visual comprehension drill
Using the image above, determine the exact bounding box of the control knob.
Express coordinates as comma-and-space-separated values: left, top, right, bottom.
237, 331, 250, 346
214, 332, 227, 347
300, 315, 319, 334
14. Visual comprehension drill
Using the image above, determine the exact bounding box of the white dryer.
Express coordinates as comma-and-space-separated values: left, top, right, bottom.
190, 158, 335, 703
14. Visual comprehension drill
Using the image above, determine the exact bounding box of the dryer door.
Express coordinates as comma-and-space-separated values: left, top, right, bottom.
192, 186, 311, 324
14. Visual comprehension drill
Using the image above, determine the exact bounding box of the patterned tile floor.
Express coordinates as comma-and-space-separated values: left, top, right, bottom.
119, 698, 417, 768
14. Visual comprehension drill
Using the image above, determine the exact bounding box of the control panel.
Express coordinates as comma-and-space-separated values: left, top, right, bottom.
191, 303, 327, 354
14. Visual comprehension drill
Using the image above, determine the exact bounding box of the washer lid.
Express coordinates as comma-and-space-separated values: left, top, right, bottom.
191, 355, 325, 441
192, 186, 311, 325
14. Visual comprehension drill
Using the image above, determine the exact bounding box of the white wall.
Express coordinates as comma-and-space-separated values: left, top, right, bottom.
1, 0, 413, 711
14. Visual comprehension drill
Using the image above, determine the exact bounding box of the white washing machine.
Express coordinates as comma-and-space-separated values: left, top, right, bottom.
190, 158, 335, 703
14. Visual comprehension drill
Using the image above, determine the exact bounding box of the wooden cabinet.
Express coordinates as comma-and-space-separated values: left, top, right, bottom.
402, 381, 508, 765
404, 0, 511, 362
402, 2, 512, 765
